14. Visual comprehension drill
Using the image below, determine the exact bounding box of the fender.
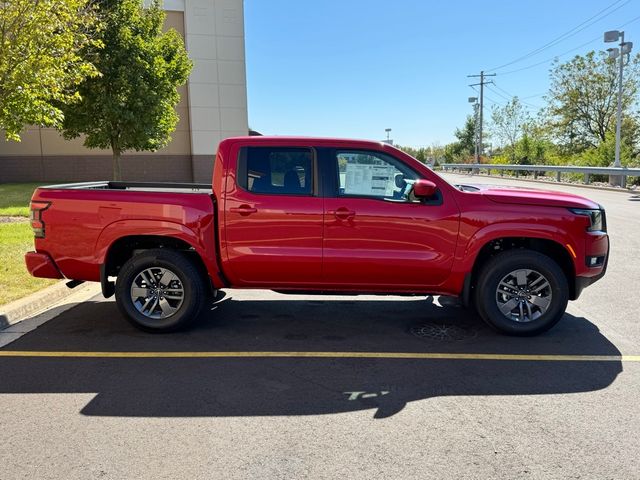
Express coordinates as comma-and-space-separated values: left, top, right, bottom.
95, 219, 224, 289
442, 221, 579, 296
459, 222, 576, 272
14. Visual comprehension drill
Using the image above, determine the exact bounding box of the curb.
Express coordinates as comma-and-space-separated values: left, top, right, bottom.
0, 281, 101, 329
441, 171, 637, 194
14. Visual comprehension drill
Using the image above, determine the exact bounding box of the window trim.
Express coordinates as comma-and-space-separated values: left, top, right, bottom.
236, 146, 317, 197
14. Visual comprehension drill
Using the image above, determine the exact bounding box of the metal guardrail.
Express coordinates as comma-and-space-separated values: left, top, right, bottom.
440, 163, 640, 187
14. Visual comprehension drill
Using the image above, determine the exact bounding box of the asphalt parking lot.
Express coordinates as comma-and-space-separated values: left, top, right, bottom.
1, 173, 639, 479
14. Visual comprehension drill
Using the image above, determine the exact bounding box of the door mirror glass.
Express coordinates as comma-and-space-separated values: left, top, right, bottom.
413, 179, 437, 198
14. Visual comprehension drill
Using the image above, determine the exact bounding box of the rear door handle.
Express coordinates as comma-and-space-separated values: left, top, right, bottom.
230, 205, 257, 215
329, 208, 356, 220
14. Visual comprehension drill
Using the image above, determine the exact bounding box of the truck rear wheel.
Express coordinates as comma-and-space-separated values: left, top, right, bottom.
115, 249, 205, 332
474, 250, 568, 336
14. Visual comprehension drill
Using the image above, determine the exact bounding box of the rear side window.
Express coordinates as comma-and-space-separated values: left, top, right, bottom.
238, 147, 313, 195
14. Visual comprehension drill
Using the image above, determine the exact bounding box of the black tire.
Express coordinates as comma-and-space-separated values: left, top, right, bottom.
473, 249, 569, 336
115, 249, 206, 332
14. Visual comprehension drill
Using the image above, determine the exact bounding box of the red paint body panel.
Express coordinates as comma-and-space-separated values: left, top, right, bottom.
25, 136, 609, 299
471, 184, 600, 209
28, 187, 220, 285
322, 197, 459, 289
218, 138, 324, 286
25, 251, 64, 279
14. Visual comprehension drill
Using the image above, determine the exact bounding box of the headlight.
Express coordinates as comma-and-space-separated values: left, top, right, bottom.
569, 208, 606, 232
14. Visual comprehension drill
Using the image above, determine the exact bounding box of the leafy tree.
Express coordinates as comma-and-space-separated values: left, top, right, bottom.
397, 145, 428, 163
0, 0, 100, 141
60, 0, 192, 180
428, 142, 445, 164
514, 129, 550, 165
490, 97, 531, 163
546, 51, 639, 153
573, 117, 640, 168
456, 115, 477, 154
443, 116, 478, 162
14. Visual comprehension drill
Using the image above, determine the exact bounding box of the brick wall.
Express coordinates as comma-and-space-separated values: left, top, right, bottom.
0, 155, 203, 183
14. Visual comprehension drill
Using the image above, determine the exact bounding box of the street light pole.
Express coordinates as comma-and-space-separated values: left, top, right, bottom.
614, 31, 624, 168
605, 30, 634, 170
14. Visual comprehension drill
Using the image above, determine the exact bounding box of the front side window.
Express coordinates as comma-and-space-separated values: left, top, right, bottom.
337, 150, 418, 201
238, 147, 313, 195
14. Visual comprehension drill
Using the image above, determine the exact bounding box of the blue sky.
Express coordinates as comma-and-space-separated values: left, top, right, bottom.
244, 0, 640, 147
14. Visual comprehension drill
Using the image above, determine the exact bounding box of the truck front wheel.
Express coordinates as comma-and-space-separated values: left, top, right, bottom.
474, 250, 569, 336
115, 249, 206, 332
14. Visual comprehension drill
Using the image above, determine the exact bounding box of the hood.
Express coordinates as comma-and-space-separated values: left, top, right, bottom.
456, 183, 600, 209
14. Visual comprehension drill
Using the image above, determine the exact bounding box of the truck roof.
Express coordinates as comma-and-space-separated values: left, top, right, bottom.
220, 135, 397, 151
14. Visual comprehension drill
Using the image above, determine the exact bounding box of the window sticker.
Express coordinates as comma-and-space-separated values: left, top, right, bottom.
344, 163, 397, 197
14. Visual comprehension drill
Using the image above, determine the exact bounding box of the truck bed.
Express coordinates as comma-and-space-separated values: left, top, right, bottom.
28, 181, 219, 285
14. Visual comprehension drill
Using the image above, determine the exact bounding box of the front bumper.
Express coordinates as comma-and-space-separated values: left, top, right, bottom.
25, 251, 64, 279
573, 237, 609, 300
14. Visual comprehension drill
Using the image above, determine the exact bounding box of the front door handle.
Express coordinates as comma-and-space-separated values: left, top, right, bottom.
230, 205, 258, 215
329, 207, 356, 220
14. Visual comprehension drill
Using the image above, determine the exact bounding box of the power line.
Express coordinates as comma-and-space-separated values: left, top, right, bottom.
486, 84, 543, 110
487, 0, 630, 72
471, 85, 504, 106
521, 92, 546, 100
498, 36, 600, 75
488, 0, 628, 72
481, 8, 640, 110
485, 85, 511, 101
484, 94, 506, 106
496, 14, 640, 76
491, 84, 520, 101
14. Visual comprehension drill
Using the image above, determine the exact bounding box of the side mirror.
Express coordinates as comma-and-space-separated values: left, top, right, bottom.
413, 179, 437, 198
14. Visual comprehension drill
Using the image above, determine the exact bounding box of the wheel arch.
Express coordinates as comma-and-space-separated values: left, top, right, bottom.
100, 233, 216, 298
463, 236, 577, 305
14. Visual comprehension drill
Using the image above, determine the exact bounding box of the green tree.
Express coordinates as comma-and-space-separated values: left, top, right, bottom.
443, 116, 477, 162
60, 0, 192, 180
490, 97, 531, 163
0, 0, 100, 141
397, 145, 428, 163
513, 125, 550, 165
429, 142, 445, 164
546, 51, 640, 153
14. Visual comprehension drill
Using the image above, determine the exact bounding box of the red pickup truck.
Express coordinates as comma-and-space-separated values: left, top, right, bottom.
25, 136, 609, 335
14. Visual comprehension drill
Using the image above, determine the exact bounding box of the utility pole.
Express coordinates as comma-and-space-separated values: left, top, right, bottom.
468, 97, 479, 161
468, 71, 496, 162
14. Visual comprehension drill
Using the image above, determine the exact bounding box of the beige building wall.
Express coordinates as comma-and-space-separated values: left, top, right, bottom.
0, 0, 248, 183
185, 0, 248, 180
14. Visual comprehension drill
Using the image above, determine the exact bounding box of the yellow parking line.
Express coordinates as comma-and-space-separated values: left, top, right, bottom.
0, 351, 638, 362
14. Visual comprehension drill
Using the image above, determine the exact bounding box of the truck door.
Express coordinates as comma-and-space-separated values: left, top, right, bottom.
223, 146, 324, 287
322, 149, 459, 289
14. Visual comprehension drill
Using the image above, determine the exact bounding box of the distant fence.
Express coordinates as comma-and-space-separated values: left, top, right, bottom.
440, 163, 640, 188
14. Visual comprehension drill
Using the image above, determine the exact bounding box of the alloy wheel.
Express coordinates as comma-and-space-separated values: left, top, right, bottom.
130, 267, 185, 319
495, 268, 552, 323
